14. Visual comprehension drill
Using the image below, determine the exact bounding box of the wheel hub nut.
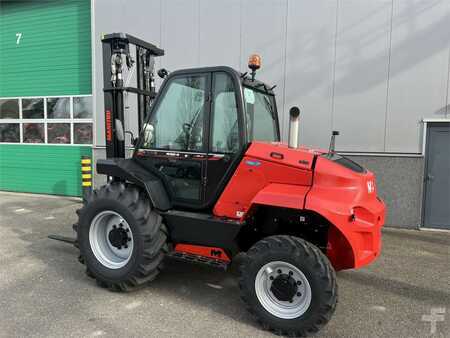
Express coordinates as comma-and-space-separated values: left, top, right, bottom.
270, 273, 298, 302
108, 227, 130, 249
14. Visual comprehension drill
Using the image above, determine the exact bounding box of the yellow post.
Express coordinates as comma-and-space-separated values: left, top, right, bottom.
81, 156, 92, 201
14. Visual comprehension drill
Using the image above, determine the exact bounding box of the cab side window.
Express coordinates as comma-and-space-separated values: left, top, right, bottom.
210, 72, 239, 153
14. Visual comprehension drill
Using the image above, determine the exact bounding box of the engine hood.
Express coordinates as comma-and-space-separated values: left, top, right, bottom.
245, 141, 326, 170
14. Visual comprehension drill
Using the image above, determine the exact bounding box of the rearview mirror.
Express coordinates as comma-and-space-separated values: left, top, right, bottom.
115, 119, 125, 141
142, 123, 154, 147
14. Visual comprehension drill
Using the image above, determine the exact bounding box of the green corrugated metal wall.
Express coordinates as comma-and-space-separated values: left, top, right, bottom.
0, 0, 92, 96
0, 145, 92, 196
0, 0, 92, 197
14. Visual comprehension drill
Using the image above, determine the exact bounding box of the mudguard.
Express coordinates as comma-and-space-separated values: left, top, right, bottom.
305, 156, 385, 270
305, 191, 384, 270
96, 158, 171, 211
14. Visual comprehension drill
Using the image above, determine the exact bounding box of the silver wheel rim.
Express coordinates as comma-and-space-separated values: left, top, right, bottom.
89, 210, 134, 269
255, 261, 312, 319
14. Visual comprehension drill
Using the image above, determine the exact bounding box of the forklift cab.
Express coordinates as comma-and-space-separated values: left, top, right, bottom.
133, 67, 280, 210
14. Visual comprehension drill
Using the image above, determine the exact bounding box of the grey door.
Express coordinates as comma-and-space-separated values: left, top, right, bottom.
423, 123, 450, 229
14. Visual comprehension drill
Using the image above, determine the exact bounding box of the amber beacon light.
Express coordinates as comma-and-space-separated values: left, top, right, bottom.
248, 54, 261, 81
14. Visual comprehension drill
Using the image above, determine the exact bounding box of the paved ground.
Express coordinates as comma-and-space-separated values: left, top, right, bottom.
0, 191, 449, 338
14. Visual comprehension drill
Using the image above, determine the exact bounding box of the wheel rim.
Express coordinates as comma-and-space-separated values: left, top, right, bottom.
255, 261, 312, 319
89, 210, 134, 269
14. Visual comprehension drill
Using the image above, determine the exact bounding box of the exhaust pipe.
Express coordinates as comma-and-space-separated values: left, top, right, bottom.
288, 106, 300, 148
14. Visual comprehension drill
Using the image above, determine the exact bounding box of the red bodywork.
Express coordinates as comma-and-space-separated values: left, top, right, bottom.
174, 244, 231, 262
213, 142, 385, 271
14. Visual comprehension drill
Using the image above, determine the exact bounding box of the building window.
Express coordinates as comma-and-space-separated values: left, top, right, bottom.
22, 98, 44, 119
47, 97, 70, 119
0, 123, 20, 142
0, 99, 19, 119
48, 123, 71, 144
74, 123, 92, 144
23, 123, 45, 143
74, 96, 92, 119
0, 95, 93, 145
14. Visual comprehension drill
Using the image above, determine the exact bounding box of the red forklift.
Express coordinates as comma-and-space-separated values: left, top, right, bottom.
64, 33, 385, 336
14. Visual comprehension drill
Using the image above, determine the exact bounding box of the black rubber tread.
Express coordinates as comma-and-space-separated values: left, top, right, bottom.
239, 235, 337, 337
76, 181, 168, 292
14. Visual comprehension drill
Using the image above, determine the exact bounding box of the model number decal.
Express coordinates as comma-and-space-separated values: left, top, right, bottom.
367, 181, 375, 194
105, 110, 112, 142
245, 160, 261, 167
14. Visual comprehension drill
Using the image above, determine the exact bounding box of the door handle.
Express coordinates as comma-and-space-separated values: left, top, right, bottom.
426, 174, 434, 181
209, 154, 231, 162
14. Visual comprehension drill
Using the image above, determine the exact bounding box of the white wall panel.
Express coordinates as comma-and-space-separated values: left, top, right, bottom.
198, 0, 241, 68
92, 0, 450, 154
333, 0, 391, 152
161, 0, 200, 70
284, 0, 337, 149
93, 0, 162, 146
240, 0, 288, 137
448, 48, 450, 118
385, 0, 450, 153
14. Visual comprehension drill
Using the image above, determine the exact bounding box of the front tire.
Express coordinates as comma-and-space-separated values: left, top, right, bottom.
76, 182, 168, 291
239, 236, 337, 336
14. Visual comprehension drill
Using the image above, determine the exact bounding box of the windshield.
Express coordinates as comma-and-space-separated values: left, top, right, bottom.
144, 75, 207, 151
243, 87, 279, 143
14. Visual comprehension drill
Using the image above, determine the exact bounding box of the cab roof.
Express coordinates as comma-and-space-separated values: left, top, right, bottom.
168, 66, 276, 96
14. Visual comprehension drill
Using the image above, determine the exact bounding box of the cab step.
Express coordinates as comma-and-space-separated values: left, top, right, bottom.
166, 251, 229, 270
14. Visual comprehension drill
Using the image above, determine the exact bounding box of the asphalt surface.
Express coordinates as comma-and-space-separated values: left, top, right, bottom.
0, 191, 449, 338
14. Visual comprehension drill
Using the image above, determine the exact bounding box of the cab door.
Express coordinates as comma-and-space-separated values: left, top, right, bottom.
204, 71, 245, 205
135, 72, 211, 208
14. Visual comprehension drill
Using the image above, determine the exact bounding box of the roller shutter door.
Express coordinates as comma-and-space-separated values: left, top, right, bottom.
0, 0, 92, 196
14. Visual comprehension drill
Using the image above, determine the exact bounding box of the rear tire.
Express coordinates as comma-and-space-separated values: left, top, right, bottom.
76, 182, 168, 291
239, 235, 337, 337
